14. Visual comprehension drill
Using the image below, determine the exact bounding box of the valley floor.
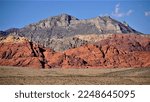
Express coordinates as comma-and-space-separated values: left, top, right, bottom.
0, 66, 150, 85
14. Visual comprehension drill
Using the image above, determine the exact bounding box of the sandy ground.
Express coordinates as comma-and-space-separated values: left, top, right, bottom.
0, 66, 150, 85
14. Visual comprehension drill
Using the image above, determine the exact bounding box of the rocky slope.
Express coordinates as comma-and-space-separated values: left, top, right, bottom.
1, 14, 142, 51
0, 36, 44, 68
65, 34, 150, 68
0, 34, 150, 68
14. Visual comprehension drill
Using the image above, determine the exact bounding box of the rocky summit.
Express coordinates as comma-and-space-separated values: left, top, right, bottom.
1, 14, 141, 51
0, 14, 150, 69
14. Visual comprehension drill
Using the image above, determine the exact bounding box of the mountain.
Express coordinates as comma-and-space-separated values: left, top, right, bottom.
0, 14, 150, 69
2, 13, 141, 51
20, 13, 140, 36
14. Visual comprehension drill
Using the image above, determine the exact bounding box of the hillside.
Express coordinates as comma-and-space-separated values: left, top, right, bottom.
0, 34, 150, 68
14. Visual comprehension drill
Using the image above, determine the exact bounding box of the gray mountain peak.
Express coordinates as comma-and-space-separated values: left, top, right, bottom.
20, 14, 140, 36
25, 13, 78, 30
1, 14, 142, 51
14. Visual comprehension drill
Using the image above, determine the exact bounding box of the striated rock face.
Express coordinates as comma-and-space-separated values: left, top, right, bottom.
0, 34, 150, 68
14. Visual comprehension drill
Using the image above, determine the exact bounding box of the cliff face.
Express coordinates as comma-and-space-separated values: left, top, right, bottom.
0, 34, 150, 68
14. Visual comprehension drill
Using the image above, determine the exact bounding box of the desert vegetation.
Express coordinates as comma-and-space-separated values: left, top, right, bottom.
0, 66, 150, 85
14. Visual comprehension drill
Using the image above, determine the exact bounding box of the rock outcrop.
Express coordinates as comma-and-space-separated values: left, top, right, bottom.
0, 36, 46, 68
0, 35, 28, 43
65, 34, 150, 68
0, 34, 150, 68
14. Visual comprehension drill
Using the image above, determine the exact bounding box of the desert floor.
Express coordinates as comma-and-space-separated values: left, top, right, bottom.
0, 66, 150, 85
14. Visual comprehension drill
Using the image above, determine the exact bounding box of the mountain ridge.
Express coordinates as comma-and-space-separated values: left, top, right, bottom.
0, 13, 142, 36
0, 13, 143, 51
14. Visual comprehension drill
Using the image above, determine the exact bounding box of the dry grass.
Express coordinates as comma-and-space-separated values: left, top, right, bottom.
0, 66, 150, 85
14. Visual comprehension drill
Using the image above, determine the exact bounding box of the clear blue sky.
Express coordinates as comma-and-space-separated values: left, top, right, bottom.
0, 0, 150, 34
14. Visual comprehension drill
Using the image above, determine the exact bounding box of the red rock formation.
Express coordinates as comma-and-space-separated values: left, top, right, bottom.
64, 34, 150, 68
0, 34, 150, 68
0, 41, 44, 68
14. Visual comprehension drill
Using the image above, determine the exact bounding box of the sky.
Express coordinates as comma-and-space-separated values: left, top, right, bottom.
0, 0, 150, 34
